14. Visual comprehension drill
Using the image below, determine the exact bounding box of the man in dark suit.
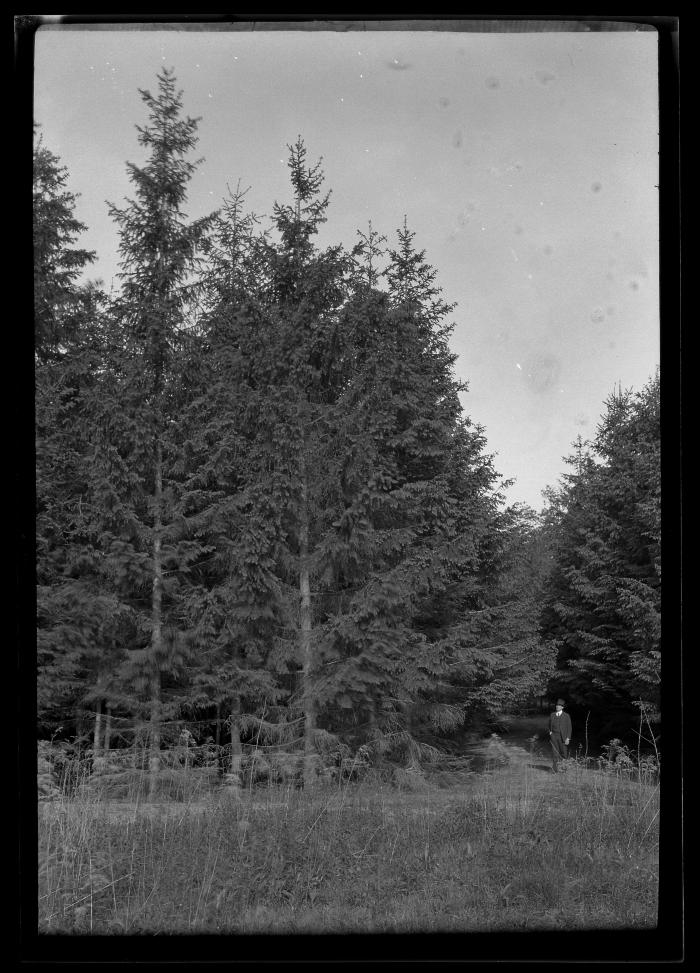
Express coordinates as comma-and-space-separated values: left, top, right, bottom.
549, 698, 572, 772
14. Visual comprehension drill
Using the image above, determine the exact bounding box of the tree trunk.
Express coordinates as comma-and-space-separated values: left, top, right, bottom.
104, 704, 112, 753
403, 699, 415, 766
366, 698, 377, 735
93, 699, 103, 760
148, 437, 164, 800
299, 459, 316, 789
229, 694, 243, 783
75, 707, 86, 752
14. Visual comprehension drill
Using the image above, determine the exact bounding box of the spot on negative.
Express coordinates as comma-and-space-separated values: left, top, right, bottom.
485, 76, 500, 89
525, 353, 561, 394
535, 70, 556, 84
590, 307, 605, 324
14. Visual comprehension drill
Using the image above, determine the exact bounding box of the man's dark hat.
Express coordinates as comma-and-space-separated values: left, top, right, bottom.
556, 699, 565, 706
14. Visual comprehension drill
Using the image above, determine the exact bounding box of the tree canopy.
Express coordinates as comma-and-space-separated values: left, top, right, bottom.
34, 69, 661, 775
540, 373, 661, 746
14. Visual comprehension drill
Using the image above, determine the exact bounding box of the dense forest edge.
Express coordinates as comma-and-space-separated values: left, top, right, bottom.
34, 68, 661, 800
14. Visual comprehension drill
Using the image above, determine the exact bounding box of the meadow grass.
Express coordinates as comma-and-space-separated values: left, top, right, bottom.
37, 752, 659, 933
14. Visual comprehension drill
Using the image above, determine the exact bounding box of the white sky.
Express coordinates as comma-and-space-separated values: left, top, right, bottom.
34, 24, 660, 511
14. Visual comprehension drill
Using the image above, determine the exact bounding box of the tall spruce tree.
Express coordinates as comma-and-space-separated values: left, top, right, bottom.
195, 166, 526, 775
446, 502, 556, 723
541, 373, 661, 745
82, 69, 216, 790
34, 129, 109, 736
232, 139, 353, 784
348, 220, 523, 747
33, 128, 97, 364
170, 181, 287, 780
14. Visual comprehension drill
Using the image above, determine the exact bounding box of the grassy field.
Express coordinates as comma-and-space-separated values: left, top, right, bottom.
37, 739, 659, 934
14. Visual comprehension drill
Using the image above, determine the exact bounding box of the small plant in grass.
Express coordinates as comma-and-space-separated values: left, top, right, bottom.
555, 756, 576, 775
597, 739, 660, 785
334, 744, 372, 784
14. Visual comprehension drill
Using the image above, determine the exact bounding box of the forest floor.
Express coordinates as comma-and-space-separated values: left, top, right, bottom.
52, 713, 559, 821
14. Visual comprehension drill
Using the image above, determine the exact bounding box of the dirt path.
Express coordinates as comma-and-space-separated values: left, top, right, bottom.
500, 712, 551, 749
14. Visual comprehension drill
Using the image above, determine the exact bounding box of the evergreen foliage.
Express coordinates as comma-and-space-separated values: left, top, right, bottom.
75, 69, 216, 777
36, 69, 659, 778
34, 127, 108, 732
33, 127, 97, 364
175, 138, 533, 774
540, 373, 661, 744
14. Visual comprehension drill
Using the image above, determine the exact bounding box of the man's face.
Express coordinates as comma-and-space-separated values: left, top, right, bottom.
556, 705, 563, 713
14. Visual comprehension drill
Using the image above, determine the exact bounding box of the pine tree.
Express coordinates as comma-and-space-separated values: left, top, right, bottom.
270, 211, 508, 759
448, 503, 557, 723
33, 127, 97, 364
213, 188, 518, 770
82, 69, 216, 790
34, 129, 110, 737
541, 373, 661, 745
171, 182, 285, 781
350, 220, 519, 747
237, 138, 352, 785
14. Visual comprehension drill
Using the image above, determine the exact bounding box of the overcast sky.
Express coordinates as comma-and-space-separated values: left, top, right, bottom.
33, 23, 659, 511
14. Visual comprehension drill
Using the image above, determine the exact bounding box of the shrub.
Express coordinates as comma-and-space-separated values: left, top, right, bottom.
597, 739, 660, 785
